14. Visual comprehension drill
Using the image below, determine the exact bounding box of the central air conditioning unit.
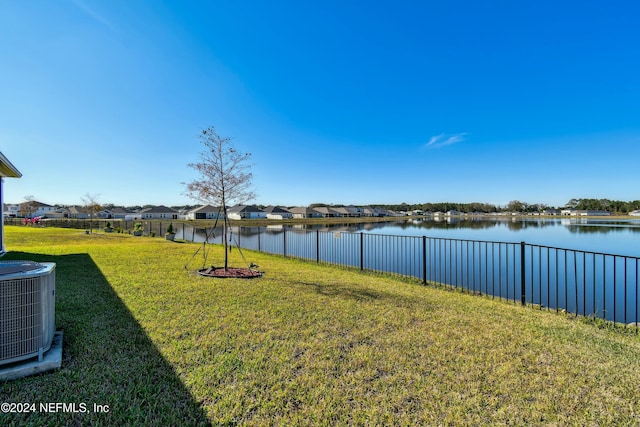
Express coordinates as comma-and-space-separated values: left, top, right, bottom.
0, 261, 56, 366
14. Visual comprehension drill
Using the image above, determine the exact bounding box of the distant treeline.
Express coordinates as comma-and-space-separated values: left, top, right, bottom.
566, 198, 640, 213
371, 198, 640, 214
376, 202, 502, 213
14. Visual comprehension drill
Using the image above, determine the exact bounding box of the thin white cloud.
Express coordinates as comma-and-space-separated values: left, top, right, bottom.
425, 132, 469, 148
71, 0, 117, 32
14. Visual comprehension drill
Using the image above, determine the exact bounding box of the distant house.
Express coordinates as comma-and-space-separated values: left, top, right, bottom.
386, 209, 406, 217
361, 207, 377, 217
543, 209, 561, 216
227, 205, 266, 220
98, 207, 129, 219
46, 207, 71, 219
289, 207, 322, 219
3, 203, 20, 218
19, 200, 56, 218
1, 151, 22, 255
66, 206, 91, 219
264, 206, 293, 220
362, 207, 388, 217
314, 206, 341, 218
630, 210, 640, 217
140, 205, 179, 220
113, 207, 129, 219
578, 210, 611, 216
125, 212, 143, 221
332, 206, 362, 217
347, 206, 365, 216
562, 209, 611, 216
185, 205, 223, 220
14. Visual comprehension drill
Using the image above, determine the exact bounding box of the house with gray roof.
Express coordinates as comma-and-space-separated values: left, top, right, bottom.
65, 206, 90, 219
18, 200, 57, 218
362, 207, 389, 217
45, 207, 71, 219
332, 206, 362, 217
185, 205, 223, 220
264, 206, 293, 220
227, 205, 266, 220
3, 203, 19, 218
98, 207, 129, 219
288, 207, 322, 219
313, 206, 341, 218
140, 205, 179, 220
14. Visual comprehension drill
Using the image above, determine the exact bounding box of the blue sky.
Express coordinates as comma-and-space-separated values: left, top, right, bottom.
1, 1, 639, 208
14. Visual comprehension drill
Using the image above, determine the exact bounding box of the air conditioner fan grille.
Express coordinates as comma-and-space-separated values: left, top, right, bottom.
0, 277, 43, 362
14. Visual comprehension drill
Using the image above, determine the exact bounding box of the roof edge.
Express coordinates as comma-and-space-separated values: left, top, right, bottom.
0, 152, 22, 178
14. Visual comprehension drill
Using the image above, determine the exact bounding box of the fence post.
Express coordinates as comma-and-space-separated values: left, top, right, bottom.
360, 232, 364, 271
520, 241, 526, 306
283, 229, 287, 257
423, 236, 427, 285
316, 230, 320, 263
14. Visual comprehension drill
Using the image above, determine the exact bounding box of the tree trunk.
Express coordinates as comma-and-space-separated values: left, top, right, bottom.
222, 204, 229, 271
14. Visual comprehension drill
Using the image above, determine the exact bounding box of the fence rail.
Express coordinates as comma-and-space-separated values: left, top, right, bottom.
7, 218, 639, 325
5, 218, 177, 237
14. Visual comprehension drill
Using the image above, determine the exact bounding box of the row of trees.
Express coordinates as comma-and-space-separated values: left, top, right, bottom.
378, 199, 640, 214
565, 198, 640, 213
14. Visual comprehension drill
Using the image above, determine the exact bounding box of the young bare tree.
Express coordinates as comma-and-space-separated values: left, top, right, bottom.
21, 195, 39, 218
184, 126, 255, 270
81, 193, 102, 234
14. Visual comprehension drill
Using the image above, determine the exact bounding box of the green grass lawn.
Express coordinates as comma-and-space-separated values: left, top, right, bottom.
2, 226, 640, 425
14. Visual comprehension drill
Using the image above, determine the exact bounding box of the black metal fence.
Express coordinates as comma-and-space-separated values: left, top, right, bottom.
5, 218, 177, 237
184, 225, 640, 325
7, 218, 639, 325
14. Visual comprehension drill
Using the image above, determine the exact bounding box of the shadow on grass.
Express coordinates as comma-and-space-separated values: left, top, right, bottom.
298, 280, 384, 301
0, 252, 211, 426
293, 279, 423, 307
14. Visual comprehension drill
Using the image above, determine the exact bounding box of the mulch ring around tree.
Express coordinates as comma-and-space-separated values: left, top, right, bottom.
197, 266, 263, 279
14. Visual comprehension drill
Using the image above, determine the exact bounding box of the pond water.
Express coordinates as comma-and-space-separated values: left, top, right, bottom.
358, 218, 640, 258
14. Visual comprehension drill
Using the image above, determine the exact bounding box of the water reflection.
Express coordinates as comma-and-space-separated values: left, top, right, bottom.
394, 218, 560, 232
561, 219, 640, 234
396, 217, 640, 234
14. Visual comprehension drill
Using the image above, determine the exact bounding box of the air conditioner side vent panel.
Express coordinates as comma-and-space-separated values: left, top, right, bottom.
0, 262, 55, 366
